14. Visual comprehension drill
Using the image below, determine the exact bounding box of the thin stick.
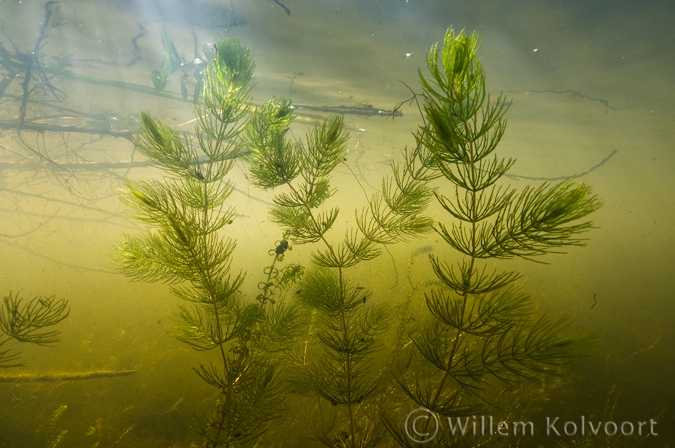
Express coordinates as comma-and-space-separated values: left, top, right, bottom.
505, 150, 618, 182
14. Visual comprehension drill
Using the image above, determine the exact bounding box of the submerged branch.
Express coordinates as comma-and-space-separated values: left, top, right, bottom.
0, 368, 138, 382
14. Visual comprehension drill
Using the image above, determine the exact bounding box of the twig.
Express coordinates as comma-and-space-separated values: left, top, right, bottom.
506, 89, 616, 111
273, 0, 291, 15
292, 103, 402, 117
0, 120, 132, 140
505, 150, 618, 182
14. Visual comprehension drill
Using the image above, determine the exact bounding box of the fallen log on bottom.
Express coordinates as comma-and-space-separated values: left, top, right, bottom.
0, 368, 138, 383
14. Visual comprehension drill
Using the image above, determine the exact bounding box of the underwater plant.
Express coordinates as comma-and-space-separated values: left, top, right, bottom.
243, 96, 435, 447
114, 25, 601, 448
383, 29, 602, 445
114, 38, 304, 447
0, 291, 69, 367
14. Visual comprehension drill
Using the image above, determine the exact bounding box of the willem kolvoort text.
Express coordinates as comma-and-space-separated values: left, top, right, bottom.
446, 415, 658, 437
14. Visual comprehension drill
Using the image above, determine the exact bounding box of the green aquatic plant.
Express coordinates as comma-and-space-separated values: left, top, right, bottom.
114, 37, 303, 447
113, 26, 600, 448
0, 291, 69, 367
243, 96, 435, 447
151, 29, 183, 91
384, 28, 601, 445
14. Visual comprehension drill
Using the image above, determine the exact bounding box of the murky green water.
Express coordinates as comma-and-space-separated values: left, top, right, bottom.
0, 0, 673, 446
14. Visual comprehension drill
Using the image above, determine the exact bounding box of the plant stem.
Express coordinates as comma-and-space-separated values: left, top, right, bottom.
428, 97, 478, 419
285, 179, 357, 445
